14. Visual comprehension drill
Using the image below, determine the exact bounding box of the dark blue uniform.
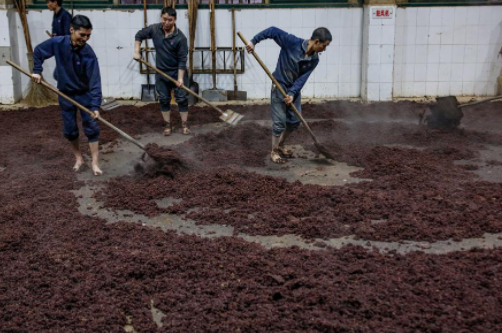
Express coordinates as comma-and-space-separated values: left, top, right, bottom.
52, 8, 72, 37
251, 27, 319, 97
135, 24, 189, 112
33, 36, 102, 143
251, 27, 320, 136
50, 8, 71, 82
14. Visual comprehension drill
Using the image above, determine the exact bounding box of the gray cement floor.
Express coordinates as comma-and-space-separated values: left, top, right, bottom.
72, 121, 502, 255
455, 144, 502, 183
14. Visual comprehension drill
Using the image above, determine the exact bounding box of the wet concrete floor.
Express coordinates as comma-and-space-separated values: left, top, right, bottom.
455, 144, 502, 183
73, 121, 502, 255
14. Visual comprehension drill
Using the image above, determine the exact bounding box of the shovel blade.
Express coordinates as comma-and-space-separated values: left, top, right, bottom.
101, 98, 121, 111
202, 89, 228, 102
134, 152, 157, 175
226, 90, 247, 101
219, 109, 243, 126
188, 80, 199, 106
141, 85, 157, 102
426, 96, 463, 130
315, 142, 337, 161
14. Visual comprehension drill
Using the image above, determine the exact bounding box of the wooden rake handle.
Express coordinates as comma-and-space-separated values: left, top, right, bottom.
7, 60, 146, 151
237, 32, 320, 145
136, 58, 228, 116
458, 95, 502, 108
209, 0, 217, 89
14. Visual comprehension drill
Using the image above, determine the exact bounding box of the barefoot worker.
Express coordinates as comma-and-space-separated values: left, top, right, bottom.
133, 6, 191, 136
246, 27, 331, 164
32, 15, 103, 176
46, 0, 72, 37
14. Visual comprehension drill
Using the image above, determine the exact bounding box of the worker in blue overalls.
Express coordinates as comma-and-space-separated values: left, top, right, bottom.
46, 0, 72, 37
32, 15, 103, 176
246, 27, 332, 164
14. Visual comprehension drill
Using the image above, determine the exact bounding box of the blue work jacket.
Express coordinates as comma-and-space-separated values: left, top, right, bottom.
33, 36, 102, 111
251, 27, 319, 97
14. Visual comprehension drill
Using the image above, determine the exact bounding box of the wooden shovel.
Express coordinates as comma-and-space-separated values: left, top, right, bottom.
137, 58, 243, 125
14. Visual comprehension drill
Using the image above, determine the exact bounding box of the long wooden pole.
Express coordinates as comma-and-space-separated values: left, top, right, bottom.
209, 0, 217, 89
7, 60, 147, 152
231, 8, 238, 93
138, 58, 231, 117
143, 0, 152, 89
14, 0, 33, 58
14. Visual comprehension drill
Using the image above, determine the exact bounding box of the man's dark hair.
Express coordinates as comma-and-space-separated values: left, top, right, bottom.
161, 7, 177, 18
311, 27, 332, 43
71, 15, 93, 30
47, 0, 63, 6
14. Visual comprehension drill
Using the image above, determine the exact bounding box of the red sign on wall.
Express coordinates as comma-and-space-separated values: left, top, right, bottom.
372, 7, 394, 19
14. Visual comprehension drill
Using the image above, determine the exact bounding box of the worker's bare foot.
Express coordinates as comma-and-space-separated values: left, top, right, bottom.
73, 157, 85, 172
271, 149, 286, 164
277, 146, 293, 158
163, 122, 172, 136
92, 163, 103, 176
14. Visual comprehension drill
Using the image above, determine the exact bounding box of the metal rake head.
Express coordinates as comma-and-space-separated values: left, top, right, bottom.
219, 109, 244, 126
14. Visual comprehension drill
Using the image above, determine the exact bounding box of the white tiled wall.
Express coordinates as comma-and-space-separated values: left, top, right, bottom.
394, 6, 502, 97
0, 10, 15, 104
11, 7, 362, 100
0, 11, 9, 47
7, 9, 22, 102
361, 5, 396, 101
3, 6, 502, 104
16, 9, 59, 94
